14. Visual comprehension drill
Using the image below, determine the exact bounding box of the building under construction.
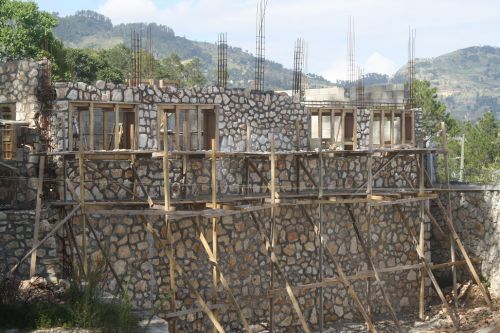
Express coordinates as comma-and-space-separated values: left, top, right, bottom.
0, 54, 497, 333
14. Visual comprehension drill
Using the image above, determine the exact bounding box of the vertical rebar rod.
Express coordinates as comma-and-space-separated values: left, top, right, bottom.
217, 33, 228, 88
254, 0, 268, 92
292, 38, 305, 98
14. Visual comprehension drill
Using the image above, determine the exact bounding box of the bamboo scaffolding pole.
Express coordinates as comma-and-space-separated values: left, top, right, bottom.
418, 151, 426, 320
78, 115, 88, 275
269, 134, 276, 332
162, 124, 176, 333
211, 138, 218, 333
30, 155, 46, 277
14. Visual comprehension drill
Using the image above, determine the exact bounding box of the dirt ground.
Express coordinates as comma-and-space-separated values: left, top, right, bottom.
325, 282, 500, 333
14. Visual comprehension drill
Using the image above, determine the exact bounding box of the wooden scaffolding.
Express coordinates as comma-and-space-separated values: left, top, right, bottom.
10, 119, 494, 333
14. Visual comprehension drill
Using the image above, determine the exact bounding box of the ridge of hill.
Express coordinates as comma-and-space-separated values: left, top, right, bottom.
53, 10, 332, 90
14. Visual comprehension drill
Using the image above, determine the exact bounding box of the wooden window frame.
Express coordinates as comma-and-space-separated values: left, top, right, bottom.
157, 104, 218, 151
68, 102, 138, 152
0, 104, 16, 160
370, 109, 415, 148
308, 107, 357, 150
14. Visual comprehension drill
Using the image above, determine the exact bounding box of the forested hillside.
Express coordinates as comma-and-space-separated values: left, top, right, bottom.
53, 10, 332, 90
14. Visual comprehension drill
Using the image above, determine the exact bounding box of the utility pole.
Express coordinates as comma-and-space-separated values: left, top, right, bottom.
459, 134, 465, 182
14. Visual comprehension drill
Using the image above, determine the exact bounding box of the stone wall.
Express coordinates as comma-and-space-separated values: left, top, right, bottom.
0, 60, 45, 206
0, 208, 61, 279
57, 151, 419, 205
0, 60, 42, 125
50, 82, 307, 153
430, 188, 500, 297
75, 201, 428, 332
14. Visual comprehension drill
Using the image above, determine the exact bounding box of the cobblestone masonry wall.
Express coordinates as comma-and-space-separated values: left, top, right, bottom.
0, 60, 41, 125
0, 69, 432, 331
0, 61, 44, 206
431, 189, 500, 297
73, 202, 428, 332
0, 209, 61, 279
50, 82, 307, 153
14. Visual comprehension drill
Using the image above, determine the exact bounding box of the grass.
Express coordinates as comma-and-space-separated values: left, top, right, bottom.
0, 260, 139, 332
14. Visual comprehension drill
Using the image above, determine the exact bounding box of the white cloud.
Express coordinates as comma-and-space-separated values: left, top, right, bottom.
363, 52, 396, 76
97, 0, 157, 23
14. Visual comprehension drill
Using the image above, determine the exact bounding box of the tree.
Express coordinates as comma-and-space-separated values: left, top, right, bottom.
157, 54, 206, 87
462, 111, 500, 183
413, 79, 455, 139
63, 48, 126, 84
0, 0, 58, 61
183, 57, 206, 87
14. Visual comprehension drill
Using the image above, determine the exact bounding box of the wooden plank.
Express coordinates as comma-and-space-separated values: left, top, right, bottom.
411, 111, 415, 144
68, 104, 74, 151
299, 206, 378, 333
211, 138, 218, 333
114, 104, 120, 149
9, 205, 81, 274
29, 155, 45, 277
341, 110, 346, 148
380, 110, 385, 147
268, 259, 480, 296
368, 194, 436, 207
197, 106, 202, 150
440, 123, 458, 309
175, 107, 180, 151
249, 212, 312, 333
390, 110, 394, 147
352, 110, 357, 150
318, 111, 323, 198
395, 205, 460, 330
89, 102, 94, 150
418, 152, 426, 320
162, 124, 175, 333
330, 110, 335, 146
270, 135, 276, 202
269, 135, 276, 331
402, 110, 406, 145
296, 117, 301, 150
184, 109, 190, 151
345, 204, 402, 331
318, 203, 324, 333
214, 106, 219, 150
78, 118, 88, 275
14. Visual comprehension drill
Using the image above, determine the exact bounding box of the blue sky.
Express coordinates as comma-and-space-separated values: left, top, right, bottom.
33, 0, 500, 81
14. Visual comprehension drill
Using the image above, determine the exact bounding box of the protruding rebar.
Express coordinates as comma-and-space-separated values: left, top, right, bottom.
292, 38, 305, 99
254, 0, 268, 92
217, 32, 228, 88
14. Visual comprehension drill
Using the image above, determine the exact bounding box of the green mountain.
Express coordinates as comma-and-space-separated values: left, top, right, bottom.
394, 46, 500, 120
53, 10, 332, 90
